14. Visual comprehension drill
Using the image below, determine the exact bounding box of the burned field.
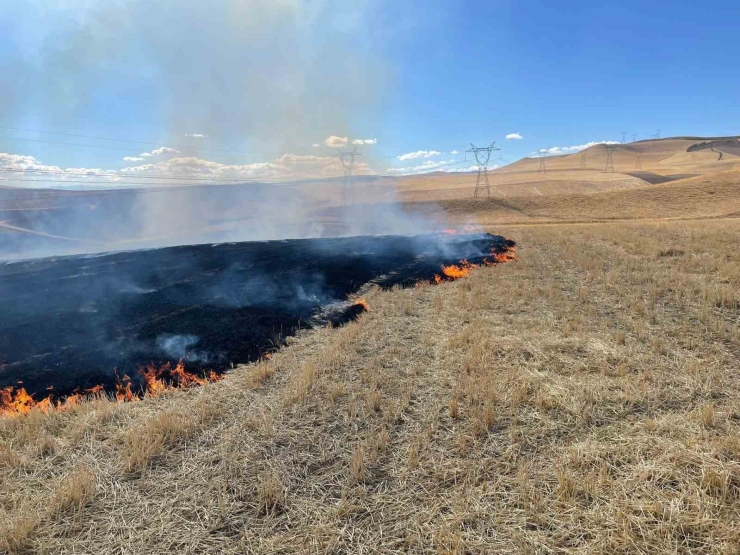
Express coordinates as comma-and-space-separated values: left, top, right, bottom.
0, 232, 513, 404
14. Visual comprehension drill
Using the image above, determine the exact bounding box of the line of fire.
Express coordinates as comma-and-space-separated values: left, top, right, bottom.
0, 232, 515, 416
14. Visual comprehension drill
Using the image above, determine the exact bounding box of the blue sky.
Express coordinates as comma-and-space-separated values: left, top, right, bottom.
1, 0, 739, 186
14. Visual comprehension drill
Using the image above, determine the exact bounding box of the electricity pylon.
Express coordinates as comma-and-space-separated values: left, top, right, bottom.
653, 129, 661, 139
467, 142, 500, 198
337, 147, 360, 205
604, 144, 615, 172
632, 133, 638, 143
580, 148, 587, 169
635, 150, 643, 170
538, 151, 548, 174
621, 131, 628, 144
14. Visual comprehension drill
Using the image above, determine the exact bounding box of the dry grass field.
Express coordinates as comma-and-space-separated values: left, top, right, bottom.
394, 137, 740, 201
3, 213, 740, 553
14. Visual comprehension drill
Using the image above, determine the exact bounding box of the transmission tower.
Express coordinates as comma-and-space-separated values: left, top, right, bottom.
604, 145, 615, 172
580, 148, 587, 169
632, 133, 638, 143
467, 142, 500, 198
337, 147, 360, 205
621, 131, 628, 144
653, 129, 661, 139
537, 151, 548, 174
635, 150, 642, 170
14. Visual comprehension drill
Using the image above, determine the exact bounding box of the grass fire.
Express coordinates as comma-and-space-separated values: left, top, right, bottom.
3, 2, 740, 550
0, 232, 515, 415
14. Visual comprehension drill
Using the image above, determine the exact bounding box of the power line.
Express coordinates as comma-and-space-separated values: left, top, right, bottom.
0, 167, 274, 183
0, 125, 253, 155
538, 151, 547, 174
466, 142, 499, 198
0, 125, 424, 165
337, 147, 360, 205
604, 144, 615, 172
621, 131, 628, 144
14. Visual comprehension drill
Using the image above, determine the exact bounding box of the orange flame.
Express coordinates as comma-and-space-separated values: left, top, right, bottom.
354, 298, 370, 311
0, 386, 36, 416
139, 360, 222, 398
1, 360, 223, 417
441, 260, 476, 279
432, 243, 516, 284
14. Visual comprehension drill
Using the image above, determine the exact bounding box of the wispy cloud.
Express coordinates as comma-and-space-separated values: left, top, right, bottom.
352, 138, 377, 145
397, 150, 441, 161
506, 133, 523, 140
123, 156, 145, 162
312, 143, 320, 148
184, 133, 206, 138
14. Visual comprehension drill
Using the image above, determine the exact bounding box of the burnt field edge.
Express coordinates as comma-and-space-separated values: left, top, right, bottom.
0, 232, 515, 407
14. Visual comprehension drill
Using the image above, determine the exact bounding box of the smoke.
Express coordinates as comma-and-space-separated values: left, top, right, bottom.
156, 334, 215, 363
0, 0, 456, 260
3, 0, 384, 155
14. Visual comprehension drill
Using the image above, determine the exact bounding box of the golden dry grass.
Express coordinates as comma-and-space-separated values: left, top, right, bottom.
2, 215, 740, 553
403, 169, 740, 227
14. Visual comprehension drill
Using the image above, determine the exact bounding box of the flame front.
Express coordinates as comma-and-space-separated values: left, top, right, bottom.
433, 241, 516, 283
354, 298, 370, 311
0, 361, 223, 417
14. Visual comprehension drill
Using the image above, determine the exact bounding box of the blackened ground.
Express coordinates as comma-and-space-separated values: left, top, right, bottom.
0, 233, 513, 397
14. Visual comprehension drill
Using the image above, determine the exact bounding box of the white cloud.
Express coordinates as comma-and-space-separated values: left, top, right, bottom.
447, 164, 498, 173
352, 138, 377, 145
184, 133, 206, 138
324, 135, 348, 148
123, 156, 145, 162
151, 146, 180, 156
538, 141, 619, 156
506, 133, 523, 140
0, 152, 118, 185
1, 148, 377, 189
450, 150, 459, 155
138, 146, 181, 158
312, 143, 320, 148
397, 150, 442, 161
386, 159, 457, 174
120, 152, 374, 181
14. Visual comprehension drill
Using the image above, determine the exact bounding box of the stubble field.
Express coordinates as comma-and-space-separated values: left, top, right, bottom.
3, 216, 740, 553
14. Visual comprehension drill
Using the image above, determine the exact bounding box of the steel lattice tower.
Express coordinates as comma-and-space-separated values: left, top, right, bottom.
632, 133, 638, 143
580, 148, 587, 169
337, 147, 360, 205
538, 151, 548, 174
635, 150, 643, 170
621, 131, 628, 144
467, 142, 500, 198
604, 145, 615, 172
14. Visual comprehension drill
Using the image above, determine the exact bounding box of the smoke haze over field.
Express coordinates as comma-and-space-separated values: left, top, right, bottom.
3, 0, 387, 158
0, 0, 462, 258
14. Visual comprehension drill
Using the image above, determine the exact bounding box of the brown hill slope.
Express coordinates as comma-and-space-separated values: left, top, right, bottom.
402, 169, 740, 226
394, 137, 740, 201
